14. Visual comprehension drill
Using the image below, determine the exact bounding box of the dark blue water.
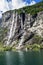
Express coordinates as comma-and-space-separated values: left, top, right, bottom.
0, 50, 43, 65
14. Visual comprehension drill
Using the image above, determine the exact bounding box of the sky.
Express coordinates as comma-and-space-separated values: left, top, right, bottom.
0, 0, 41, 18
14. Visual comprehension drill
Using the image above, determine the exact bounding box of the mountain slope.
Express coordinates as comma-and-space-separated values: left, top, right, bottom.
0, 2, 43, 48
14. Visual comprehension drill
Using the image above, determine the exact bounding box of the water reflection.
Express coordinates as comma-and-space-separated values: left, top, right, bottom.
5, 51, 25, 65
18, 51, 25, 65
0, 50, 43, 65
5, 51, 12, 65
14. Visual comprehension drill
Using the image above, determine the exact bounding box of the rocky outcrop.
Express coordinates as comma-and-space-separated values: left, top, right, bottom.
0, 18, 2, 27
2, 10, 43, 46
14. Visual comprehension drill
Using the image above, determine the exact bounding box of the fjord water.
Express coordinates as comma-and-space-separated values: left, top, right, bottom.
0, 50, 43, 65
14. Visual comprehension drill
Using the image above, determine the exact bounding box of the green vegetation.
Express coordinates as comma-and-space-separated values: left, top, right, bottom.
0, 43, 12, 51
4, 1, 43, 15
3, 46, 12, 51
0, 27, 8, 42
25, 44, 40, 51
17, 2, 43, 15
40, 44, 43, 49
25, 35, 43, 51
32, 44, 40, 51
0, 43, 4, 51
12, 47, 17, 51
0, 42, 17, 51
0, 34, 43, 51
0, 2, 43, 51
32, 35, 43, 44
0, 43, 43, 51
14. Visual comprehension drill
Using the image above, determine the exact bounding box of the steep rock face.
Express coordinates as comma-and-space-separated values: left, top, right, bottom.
2, 11, 43, 46
0, 18, 2, 26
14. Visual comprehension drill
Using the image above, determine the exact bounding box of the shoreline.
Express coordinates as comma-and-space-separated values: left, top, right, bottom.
0, 44, 43, 52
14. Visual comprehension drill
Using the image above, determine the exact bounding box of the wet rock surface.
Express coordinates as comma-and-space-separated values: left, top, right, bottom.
1, 11, 43, 46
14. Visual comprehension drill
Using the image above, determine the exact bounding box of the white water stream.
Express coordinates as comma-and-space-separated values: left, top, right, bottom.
7, 13, 17, 45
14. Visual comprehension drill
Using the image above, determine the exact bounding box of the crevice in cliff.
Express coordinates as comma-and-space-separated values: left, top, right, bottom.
30, 14, 37, 27
5, 14, 11, 22
20, 12, 25, 25
24, 32, 35, 44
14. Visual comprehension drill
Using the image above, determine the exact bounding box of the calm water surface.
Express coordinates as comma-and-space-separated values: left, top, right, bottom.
0, 50, 43, 65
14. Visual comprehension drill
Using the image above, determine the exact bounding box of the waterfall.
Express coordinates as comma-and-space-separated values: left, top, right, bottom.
12, 12, 17, 37
7, 13, 14, 45
21, 17, 23, 29
18, 13, 25, 47
19, 32, 26, 47
7, 12, 17, 45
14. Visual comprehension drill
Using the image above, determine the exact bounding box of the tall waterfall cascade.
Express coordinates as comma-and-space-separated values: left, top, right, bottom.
3, 11, 32, 47
2, 10, 43, 47
7, 12, 17, 45
18, 31, 26, 47
18, 12, 26, 47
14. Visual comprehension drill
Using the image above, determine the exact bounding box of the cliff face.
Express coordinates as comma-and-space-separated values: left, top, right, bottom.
2, 10, 43, 46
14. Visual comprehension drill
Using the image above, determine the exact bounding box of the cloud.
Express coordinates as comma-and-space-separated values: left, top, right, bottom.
0, 11, 2, 18
12, 0, 36, 9
0, 0, 5, 12
0, 0, 12, 18
0, 0, 36, 12
12, 0, 28, 9
0, 0, 9, 12
0, 0, 28, 12
0, 0, 28, 18
29, 0, 36, 5
0, 0, 36, 18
